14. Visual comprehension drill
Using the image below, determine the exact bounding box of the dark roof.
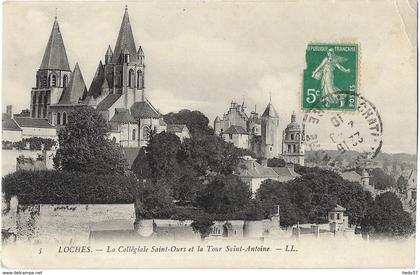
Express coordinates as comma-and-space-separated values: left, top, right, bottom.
271, 167, 300, 181
40, 18, 70, 71
2, 114, 21, 131
331, 205, 346, 212
112, 8, 138, 63
14, 117, 55, 129
224, 125, 248, 135
110, 108, 136, 123
262, 103, 279, 118
96, 94, 122, 110
130, 100, 160, 119
167, 124, 187, 133
58, 63, 87, 104
238, 160, 278, 178
87, 61, 105, 99
122, 147, 141, 167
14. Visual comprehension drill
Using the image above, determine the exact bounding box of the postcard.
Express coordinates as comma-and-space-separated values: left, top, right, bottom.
1, 0, 417, 269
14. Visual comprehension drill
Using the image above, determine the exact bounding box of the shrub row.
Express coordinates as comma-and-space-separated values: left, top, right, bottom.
2, 170, 136, 204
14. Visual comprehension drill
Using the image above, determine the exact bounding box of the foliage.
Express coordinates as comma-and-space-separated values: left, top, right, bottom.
267, 157, 286, 167
361, 192, 413, 237
196, 174, 263, 220
163, 109, 213, 137
256, 167, 367, 226
2, 170, 136, 204
53, 106, 128, 175
368, 168, 396, 190
2, 137, 56, 151
396, 175, 408, 194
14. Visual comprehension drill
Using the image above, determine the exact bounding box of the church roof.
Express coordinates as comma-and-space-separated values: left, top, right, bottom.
130, 100, 160, 119
110, 108, 136, 123
87, 61, 105, 99
96, 94, 122, 111
40, 17, 71, 71
262, 103, 279, 118
58, 63, 87, 104
14, 117, 55, 129
224, 125, 248, 135
112, 7, 138, 63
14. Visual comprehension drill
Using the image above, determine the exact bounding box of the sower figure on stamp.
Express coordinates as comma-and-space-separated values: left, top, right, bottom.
312, 48, 351, 107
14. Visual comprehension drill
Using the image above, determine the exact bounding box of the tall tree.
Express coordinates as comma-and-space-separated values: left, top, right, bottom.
53, 106, 127, 175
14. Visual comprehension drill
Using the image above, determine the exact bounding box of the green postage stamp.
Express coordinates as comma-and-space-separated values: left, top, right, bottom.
302, 43, 358, 111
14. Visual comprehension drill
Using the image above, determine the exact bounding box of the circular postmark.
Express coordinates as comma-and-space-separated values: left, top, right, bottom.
302, 93, 383, 165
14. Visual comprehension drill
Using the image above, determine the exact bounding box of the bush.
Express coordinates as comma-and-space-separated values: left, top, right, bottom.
2, 170, 136, 204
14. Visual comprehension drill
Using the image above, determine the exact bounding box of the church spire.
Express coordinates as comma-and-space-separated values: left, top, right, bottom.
40, 16, 70, 71
112, 6, 137, 63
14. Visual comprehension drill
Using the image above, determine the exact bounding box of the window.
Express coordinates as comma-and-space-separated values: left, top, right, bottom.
51, 74, 57, 87
128, 69, 135, 88
132, 128, 136, 140
62, 112, 67, 125
137, 70, 143, 88
57, 113, 61, 125
63, 75, 68, 88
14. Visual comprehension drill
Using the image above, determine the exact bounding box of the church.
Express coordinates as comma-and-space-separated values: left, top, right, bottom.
29, 7, 167, 148
214, 101, 305, 165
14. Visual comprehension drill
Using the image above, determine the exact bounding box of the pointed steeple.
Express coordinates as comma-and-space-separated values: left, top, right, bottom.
112, 6, 137, 63
105, 45, 113, 64
87, 61, 105, 98
58, 63, 87, 104
262, 102, 279, 118
40, 17, 71, 71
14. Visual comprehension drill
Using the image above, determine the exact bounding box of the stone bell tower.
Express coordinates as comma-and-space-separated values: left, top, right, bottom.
282, 112, 305, 166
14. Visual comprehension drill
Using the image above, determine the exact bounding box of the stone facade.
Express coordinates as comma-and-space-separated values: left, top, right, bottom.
214, 101, 304, 164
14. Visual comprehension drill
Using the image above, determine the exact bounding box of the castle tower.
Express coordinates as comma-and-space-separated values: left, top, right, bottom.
282, 112, 305, 166
30, 16, 71, 119
261, 102, 280, 159
102, 6, 145, 107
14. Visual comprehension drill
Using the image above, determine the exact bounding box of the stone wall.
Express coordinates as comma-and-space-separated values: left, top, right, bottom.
2, 198, 135, 245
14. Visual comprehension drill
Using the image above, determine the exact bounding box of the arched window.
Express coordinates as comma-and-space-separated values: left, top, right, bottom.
50, 74, 57, 87
137, 70, 143, 88
57, 113, 61, 125
132, 128, 136, 140
143, 126, 149, 140
128, 69, 135, 88
62, 112, 67, 125
63, 75, 68, 88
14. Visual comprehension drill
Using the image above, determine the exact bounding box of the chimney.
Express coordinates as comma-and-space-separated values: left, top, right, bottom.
6, 105, 12, 117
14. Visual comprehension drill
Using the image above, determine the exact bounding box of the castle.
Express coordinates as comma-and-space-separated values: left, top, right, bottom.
214, 101, 305, 165
29, 7, 166, 148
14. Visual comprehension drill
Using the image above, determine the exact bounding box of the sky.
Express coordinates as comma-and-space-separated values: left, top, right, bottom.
2, 0, 417, 154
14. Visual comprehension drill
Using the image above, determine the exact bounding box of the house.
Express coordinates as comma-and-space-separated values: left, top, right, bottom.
166, 124, 190, 141
222, 125, 249, 149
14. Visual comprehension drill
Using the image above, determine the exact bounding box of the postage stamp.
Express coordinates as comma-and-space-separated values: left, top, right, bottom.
302, 43, 358, 111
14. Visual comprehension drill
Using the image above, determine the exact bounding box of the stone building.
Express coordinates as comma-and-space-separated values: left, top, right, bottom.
281, 112, 305, 166
27, 7, 166, 147
214, 101, 304, 164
